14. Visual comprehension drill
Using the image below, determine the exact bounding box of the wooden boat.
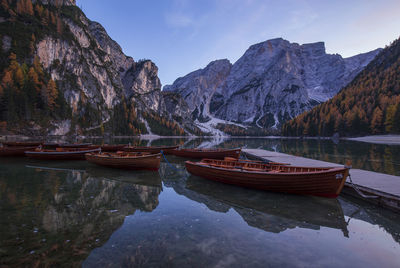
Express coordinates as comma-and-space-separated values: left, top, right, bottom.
85, 152, 161, 170
123, 145, 179, 154
100, 144, 127, 152
171, 148, 241, 159
2, 141, 42, 147
0, 146, 38, 157
25, 147, 101, 160
42, 143, 60, 149
57, 143, 93, 148
185, 158, 349, 198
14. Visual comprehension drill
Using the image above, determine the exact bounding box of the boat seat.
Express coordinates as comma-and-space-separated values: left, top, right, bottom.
243, 167, 264, 172
269, 170, 282, 173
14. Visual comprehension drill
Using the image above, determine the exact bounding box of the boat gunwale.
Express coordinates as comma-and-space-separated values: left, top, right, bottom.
124, 145, 179, 149
25, 148, 101, 155
85, 152, 161, 160
186, 161, 348, 176
174, 147, 241, 152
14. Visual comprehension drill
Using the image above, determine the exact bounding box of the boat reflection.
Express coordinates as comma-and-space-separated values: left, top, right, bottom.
160, 163, 348, 237
0, 163, 162, 267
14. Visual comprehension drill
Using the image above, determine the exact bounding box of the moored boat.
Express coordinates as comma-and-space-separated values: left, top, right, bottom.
85, 152, 161, 170
25, 147, 101, 160
100, 144, 127, 152
171, 148, 241, 159
57, 143, 93, 148
0, 146, 38, 157
123, 145, 179, 154
2, 141, 42, 147
185, 158, 349, 198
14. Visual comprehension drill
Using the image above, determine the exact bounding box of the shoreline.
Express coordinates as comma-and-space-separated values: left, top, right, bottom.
1, 134, 400, 145
344, 135, 400, 145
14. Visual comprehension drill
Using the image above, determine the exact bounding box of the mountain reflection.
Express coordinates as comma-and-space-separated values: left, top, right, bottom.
0, 161, 162, 267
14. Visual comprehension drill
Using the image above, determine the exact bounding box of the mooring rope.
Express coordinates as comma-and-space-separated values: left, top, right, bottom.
160, 150, 185, 172
346, 172, 379, 199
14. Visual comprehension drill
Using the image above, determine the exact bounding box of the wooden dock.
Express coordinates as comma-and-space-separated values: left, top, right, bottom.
242, 149, 400, 212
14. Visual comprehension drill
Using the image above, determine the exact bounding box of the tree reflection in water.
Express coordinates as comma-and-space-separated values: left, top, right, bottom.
0, 160, 162, 267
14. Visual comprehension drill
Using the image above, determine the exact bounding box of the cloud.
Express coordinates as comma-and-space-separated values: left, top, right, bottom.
164, 12, 193, 28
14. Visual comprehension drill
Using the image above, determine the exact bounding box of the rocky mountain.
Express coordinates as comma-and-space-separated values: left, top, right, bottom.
165, 38, 381, 132
0, 0, 201, 136
283, 37, 400, 137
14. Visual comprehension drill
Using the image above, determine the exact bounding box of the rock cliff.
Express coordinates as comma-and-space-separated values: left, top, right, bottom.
165, 38, 381, 130
0, 0, 197, 136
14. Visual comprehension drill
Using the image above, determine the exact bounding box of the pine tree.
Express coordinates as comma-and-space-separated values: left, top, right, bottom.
16, 0, 24, 14
1, 0, 8, 10
25, 0, 33, 16
385, 105, 396, 132
393, 104, 400, 133
370, 107, 383, 133
1, 71, 14, 88
35, 4, 43, 17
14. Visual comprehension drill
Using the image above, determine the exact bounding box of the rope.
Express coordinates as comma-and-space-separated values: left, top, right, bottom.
346, 173, 379, 199
160, 150, 184, 172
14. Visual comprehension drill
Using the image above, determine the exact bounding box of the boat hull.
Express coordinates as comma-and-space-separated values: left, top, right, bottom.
58, 143, 93, 148
85, 153, 161, 170
185, 161, 348, 198
172, 148, 241, 159
0, 146, 38, 157
123, 145, 179, 154
2, 141, 42, 147
100, 144, 127, 152
25, 148, 101, 160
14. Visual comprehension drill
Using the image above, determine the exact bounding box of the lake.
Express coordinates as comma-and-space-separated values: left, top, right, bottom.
0, 137, 399, 267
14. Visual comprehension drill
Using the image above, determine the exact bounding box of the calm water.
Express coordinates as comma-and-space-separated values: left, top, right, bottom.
1, 138, 400, 267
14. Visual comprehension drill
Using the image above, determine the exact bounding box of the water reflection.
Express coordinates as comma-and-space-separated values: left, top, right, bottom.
1, 148, 400, 267
184, 175, 349, 237
0, 160, 162, 267
160, 163, 349, 237
83, 162, 400, 267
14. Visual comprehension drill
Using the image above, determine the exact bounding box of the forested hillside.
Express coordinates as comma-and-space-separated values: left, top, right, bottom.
0, 0, 72, 133
282, 37, 400, 136
0, 0, 197, 136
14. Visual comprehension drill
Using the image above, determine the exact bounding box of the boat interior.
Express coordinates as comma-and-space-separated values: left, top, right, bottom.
94, 151, 155, 157
34, 147, 94, 152
197, 158, 335, 173
181, 148, 238, 152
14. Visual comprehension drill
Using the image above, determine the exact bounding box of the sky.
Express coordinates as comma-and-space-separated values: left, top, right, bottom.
76, 0, 400, 87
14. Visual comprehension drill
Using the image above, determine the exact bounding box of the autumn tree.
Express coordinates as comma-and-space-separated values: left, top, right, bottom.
370, 107, 383, 133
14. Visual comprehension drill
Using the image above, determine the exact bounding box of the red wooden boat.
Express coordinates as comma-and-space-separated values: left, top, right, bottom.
85, 152, 161, 170
0, 146, 38, 157
123, 145, 179, 154
58, 143, 93, 148
185, 158, 349, 198
171, 148, 241, 159
25, 147, 101, 160
100, 144, 127, 152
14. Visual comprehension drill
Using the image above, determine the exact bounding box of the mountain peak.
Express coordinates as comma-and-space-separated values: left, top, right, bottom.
37, 0, 76, 6
301, 41, 326, 55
